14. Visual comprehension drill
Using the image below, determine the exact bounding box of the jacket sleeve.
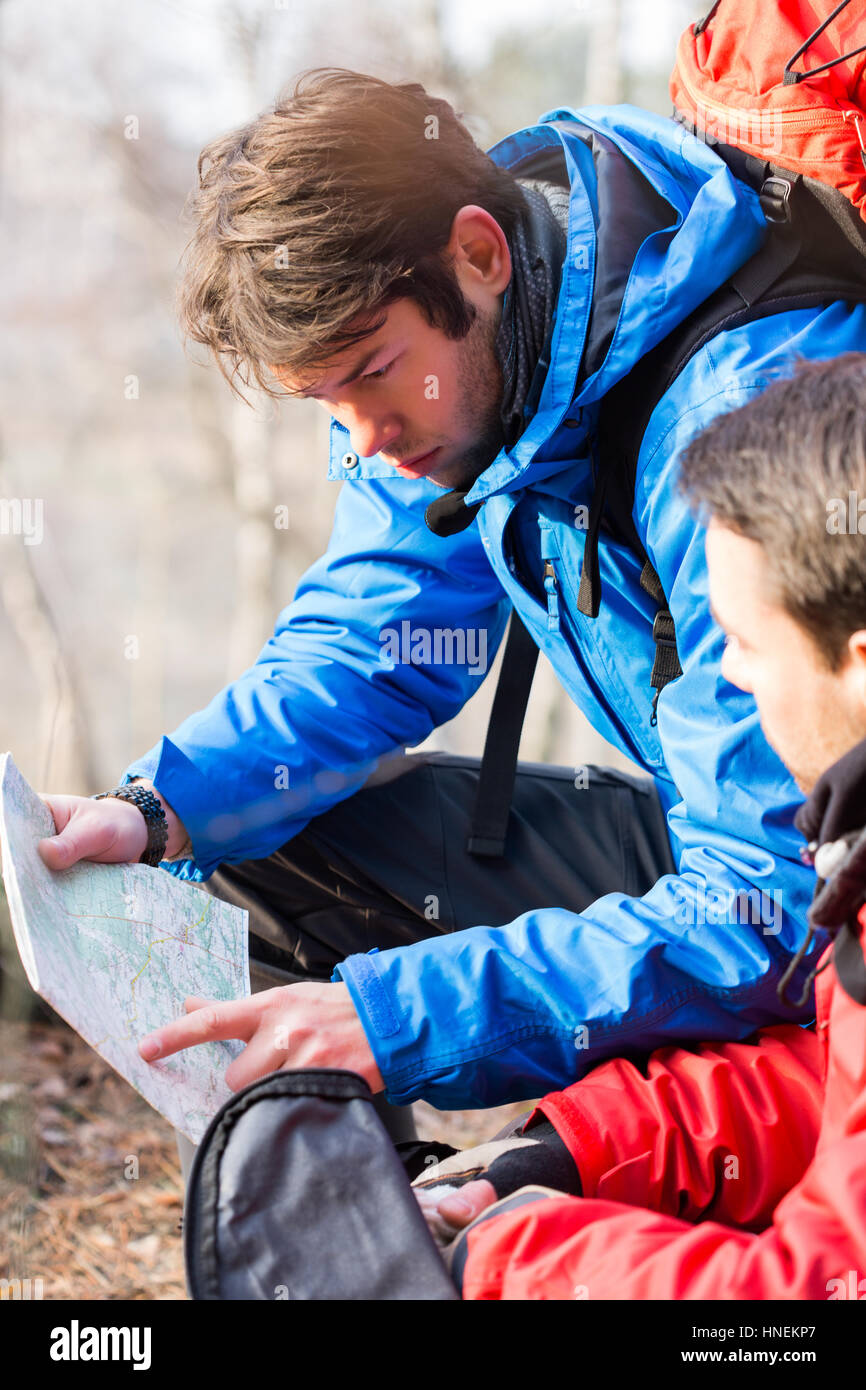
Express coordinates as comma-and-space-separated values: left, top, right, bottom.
121, 473, 510, 881
458, 1127, 866, 1299
461, 946, 866, 1300
335, 306, 862, 1109
460, 1052, 866, 1301
534, 1021, 824, 1231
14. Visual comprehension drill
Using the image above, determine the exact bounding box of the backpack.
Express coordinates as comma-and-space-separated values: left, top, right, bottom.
184, 1069, 458, 1299
468, 0, 866, 858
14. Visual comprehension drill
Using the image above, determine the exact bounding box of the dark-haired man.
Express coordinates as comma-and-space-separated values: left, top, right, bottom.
36, 72, 866, 1142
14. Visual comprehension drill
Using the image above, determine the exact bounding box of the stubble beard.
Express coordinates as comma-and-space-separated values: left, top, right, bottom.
427, 302, 506, 493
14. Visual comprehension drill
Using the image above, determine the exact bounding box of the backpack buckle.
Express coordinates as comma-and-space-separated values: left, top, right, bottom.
652, 610, 677, 647
760, 177, 793, 224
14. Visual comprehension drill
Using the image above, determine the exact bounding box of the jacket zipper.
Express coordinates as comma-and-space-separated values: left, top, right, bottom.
543, 559, 560, 631
541, 525, 561, 634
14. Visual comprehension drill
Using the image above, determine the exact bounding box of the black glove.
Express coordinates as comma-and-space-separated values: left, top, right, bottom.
411, 1116, 581, 1202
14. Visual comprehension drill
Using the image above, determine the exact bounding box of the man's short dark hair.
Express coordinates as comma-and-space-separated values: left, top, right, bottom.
677, 352, 866, 670
177, 67, 528, 401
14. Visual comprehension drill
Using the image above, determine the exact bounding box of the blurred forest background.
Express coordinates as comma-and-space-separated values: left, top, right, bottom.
0, 0, 704, 1300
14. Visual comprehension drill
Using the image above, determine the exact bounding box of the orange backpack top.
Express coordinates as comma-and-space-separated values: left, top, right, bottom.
671, 0, 866, 220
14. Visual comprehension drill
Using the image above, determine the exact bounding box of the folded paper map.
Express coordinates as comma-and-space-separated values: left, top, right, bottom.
0, 753, 250, 1141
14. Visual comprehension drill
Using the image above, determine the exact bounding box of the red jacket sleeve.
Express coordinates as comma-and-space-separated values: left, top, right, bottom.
535, 1022, 823, 1231
462, 949, 866, 1300
459, 1125, 866, 1301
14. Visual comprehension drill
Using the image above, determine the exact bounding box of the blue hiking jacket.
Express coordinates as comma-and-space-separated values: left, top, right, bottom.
123, 104, 866, 1108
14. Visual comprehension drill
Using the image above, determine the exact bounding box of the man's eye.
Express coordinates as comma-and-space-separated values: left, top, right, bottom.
363, 360, 394, 382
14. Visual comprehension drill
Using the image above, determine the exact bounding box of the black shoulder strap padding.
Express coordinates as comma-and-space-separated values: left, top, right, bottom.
466, 609, 539, 857
470, 160, 866, 856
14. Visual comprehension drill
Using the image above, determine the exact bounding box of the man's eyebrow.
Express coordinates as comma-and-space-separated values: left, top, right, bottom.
298, 345, 383, 398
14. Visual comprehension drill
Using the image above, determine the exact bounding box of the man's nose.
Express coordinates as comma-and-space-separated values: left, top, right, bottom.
342, 407, 401, 462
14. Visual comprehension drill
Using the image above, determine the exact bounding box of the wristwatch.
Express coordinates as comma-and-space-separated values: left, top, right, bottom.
92, 783, 169, 867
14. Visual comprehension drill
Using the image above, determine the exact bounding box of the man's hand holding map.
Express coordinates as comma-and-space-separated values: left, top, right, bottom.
0, 753, 250, 1142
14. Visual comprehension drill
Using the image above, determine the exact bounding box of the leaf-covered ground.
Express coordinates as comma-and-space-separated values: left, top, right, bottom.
0, 1019, 531, 1300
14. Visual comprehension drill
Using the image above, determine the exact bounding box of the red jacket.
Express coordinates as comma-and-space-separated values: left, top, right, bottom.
459, 907, 866, 1300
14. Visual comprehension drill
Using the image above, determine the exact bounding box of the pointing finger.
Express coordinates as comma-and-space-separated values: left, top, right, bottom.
139, 996, 261, 1062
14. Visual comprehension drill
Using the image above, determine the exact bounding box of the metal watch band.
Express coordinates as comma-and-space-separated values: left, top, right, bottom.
92, 784, 169, 867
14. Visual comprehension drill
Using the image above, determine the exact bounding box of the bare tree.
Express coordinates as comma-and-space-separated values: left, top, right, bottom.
0, 450, 97, 791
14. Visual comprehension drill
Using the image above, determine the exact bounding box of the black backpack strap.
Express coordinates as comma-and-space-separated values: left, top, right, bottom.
641, 562, 682, 725
466, 609, 539, 857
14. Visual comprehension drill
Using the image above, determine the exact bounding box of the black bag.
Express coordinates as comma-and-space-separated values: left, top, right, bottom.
184, 1069, 458, 1300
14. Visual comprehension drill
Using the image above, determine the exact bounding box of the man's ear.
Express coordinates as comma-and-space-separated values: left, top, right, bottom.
845, 630, 866, 712
446, 205, 511, 297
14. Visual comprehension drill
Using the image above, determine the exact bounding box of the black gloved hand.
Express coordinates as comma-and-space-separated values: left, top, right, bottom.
411, 1116, 581, 1202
